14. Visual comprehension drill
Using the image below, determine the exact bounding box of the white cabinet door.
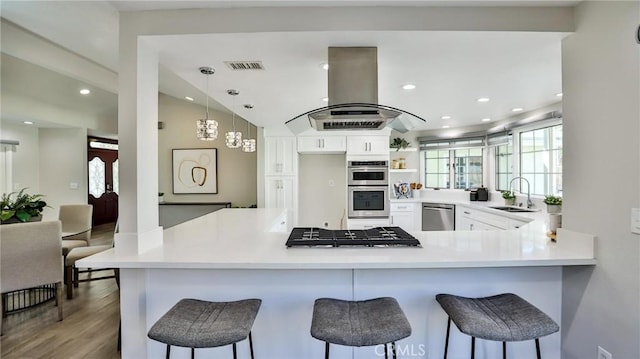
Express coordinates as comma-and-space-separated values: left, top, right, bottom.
347, 136, 389, 155
297, 136, 346, 154
265, 177, 297, 210
265, 137, 297, 175
390, 212, 415, 231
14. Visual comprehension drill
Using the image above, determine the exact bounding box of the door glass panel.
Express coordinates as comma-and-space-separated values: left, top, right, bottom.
89, 157, 106, 198
112, 159, 119, 195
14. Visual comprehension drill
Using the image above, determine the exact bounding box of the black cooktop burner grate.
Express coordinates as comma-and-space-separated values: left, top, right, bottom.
286, 227, 421, 248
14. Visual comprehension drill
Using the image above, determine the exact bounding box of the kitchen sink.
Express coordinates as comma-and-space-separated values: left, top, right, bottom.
489, 206, 538, 213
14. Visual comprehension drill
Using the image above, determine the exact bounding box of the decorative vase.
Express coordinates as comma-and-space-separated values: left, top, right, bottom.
504, 198, 516, 206
546, 204, 562, 214
158, 195, 164, 203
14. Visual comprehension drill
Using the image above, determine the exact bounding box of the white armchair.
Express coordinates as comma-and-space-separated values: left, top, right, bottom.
0, 221, 64, 334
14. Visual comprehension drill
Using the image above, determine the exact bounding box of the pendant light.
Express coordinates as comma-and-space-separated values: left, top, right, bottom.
242, 104, 256, 153
195, 67, 218, 141
225, 89, 242, 148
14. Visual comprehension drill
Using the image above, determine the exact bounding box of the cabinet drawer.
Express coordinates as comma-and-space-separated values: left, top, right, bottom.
390, 202, 417, 212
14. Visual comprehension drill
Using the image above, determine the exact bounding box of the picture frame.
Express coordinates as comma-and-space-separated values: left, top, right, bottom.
172, 148, 218, 194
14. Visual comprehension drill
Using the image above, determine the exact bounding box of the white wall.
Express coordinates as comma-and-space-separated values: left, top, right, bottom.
298, 154, 347, 228
158, 93, 257, 207
561, 2, 640, 358
0, 122, 40, 194
39, 128, 88, 220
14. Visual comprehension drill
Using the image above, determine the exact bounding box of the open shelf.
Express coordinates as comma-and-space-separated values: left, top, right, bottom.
389, 169, 417, 173
389, 147, 418, 153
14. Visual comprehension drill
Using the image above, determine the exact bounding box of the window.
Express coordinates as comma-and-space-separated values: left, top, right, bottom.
495, 144, 513, 191
422, 145, 484, 189
424, 150, 449, 189
454, 148, 483, 189
519, 125, 562, 196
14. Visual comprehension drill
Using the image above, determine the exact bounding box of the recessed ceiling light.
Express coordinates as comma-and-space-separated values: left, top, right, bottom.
512, 107, 524, 112
402, 84, 416, 90
23, 121, 34, 125
322, 97, 329, 102
477, 97, 490, 103
556, 92, 563, 97
80, 89, 90, 95
481, 118, 492, 122
321, 63, 329, 70
442, 125, 450, 129
185, 96, 194, 102
441, 115, 451, 120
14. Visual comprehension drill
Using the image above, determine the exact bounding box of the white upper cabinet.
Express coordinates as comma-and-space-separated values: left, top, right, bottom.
347, 135, 389, 155
297, 136, 346, 154
265, 137, 297, 176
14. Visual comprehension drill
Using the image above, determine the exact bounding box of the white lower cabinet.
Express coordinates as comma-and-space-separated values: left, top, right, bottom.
456, 205, 509, 231
390, 202, 419, 231
455, 205, 532, 231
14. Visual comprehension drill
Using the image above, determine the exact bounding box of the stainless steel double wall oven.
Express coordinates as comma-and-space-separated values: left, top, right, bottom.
347, 160, 389, 218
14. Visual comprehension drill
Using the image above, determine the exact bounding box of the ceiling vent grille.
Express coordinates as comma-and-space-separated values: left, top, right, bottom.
224, 61, 265, 70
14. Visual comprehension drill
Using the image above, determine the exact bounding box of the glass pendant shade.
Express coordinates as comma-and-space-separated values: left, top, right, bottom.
225, 89, 242, 148
196, 118, 218, 140
196, 66, 218, 141
242, 138, 256, 152
225, 131, 242, 148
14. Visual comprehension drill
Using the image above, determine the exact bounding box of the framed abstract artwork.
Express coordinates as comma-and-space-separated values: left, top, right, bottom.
172, 148, 218, 194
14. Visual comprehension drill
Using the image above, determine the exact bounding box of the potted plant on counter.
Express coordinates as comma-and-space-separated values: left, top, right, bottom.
544, 195, 562, 214
390, 137, 410, 151
0, 188, 47, 224
158, 192, 165, 203
502, 191, 516, 206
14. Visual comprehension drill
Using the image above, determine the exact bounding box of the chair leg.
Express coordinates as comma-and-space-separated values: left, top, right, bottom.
535, 338, 541, 359
65, 266, 74, 299
384, 343, 388, 359
470, 337, 475, 359
165, 344, 171, 359
392, 342, 398, 359
232, 343, 237, 359
191, 347, 195, 359
56, 281, 64, 321
444, 317, 451, 359
117, 320, 121, 351
73, 267, 79, 288
324, 342, 330, 359
502, 341, 506, 359
248, 331, 255, 359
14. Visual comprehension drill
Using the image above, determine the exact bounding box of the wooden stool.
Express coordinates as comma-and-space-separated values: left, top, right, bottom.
311, 297, 412, 359
148, 298, 261, 359
436, 293, 559, 359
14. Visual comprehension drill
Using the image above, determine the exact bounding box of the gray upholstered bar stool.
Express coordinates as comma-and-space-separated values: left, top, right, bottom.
311, 297, 412, 359
435, 293, 559, 359
148, 298, 261, 359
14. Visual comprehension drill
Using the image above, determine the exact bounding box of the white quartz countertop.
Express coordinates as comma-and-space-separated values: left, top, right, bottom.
78, 208, 596, 270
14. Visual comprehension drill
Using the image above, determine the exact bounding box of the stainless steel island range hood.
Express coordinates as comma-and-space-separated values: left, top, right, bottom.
285, 47, 425, 134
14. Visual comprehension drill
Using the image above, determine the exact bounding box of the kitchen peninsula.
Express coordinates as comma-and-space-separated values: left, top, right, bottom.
79, 208, 595, 359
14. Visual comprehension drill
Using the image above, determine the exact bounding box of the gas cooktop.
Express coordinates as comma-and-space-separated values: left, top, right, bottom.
285, 227, 421, 248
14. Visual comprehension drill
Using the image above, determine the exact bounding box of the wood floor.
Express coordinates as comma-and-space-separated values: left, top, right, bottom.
1, 222, 121, 359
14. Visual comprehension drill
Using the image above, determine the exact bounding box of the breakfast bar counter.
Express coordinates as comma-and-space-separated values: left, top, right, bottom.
79, 208, 595, 359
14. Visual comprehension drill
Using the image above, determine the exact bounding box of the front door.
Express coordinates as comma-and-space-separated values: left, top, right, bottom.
88, 139, 118, 226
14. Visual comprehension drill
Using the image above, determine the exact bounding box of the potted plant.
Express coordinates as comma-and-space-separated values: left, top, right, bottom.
0, 188, 47, 224
390, 137, 410, 151
158, 192, 165, 203
502, 191, 516, 206
544, 195, 562, 214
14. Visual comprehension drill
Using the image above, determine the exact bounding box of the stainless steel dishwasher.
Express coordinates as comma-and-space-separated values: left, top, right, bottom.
422, 203, 455, 231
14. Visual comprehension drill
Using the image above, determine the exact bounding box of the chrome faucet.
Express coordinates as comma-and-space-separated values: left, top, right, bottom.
509, 177, 533, 208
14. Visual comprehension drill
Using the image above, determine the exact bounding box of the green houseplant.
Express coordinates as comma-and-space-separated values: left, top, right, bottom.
544, 195, 562, 214
390, 137, 410, 151
0, 188, 47, 224
501, 191, 516, 206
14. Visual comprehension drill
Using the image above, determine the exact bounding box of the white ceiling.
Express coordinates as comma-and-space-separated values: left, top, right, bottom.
1, 1, 571, 134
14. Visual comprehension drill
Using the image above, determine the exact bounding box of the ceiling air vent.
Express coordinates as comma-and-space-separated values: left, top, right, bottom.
224, 61, 265, 70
